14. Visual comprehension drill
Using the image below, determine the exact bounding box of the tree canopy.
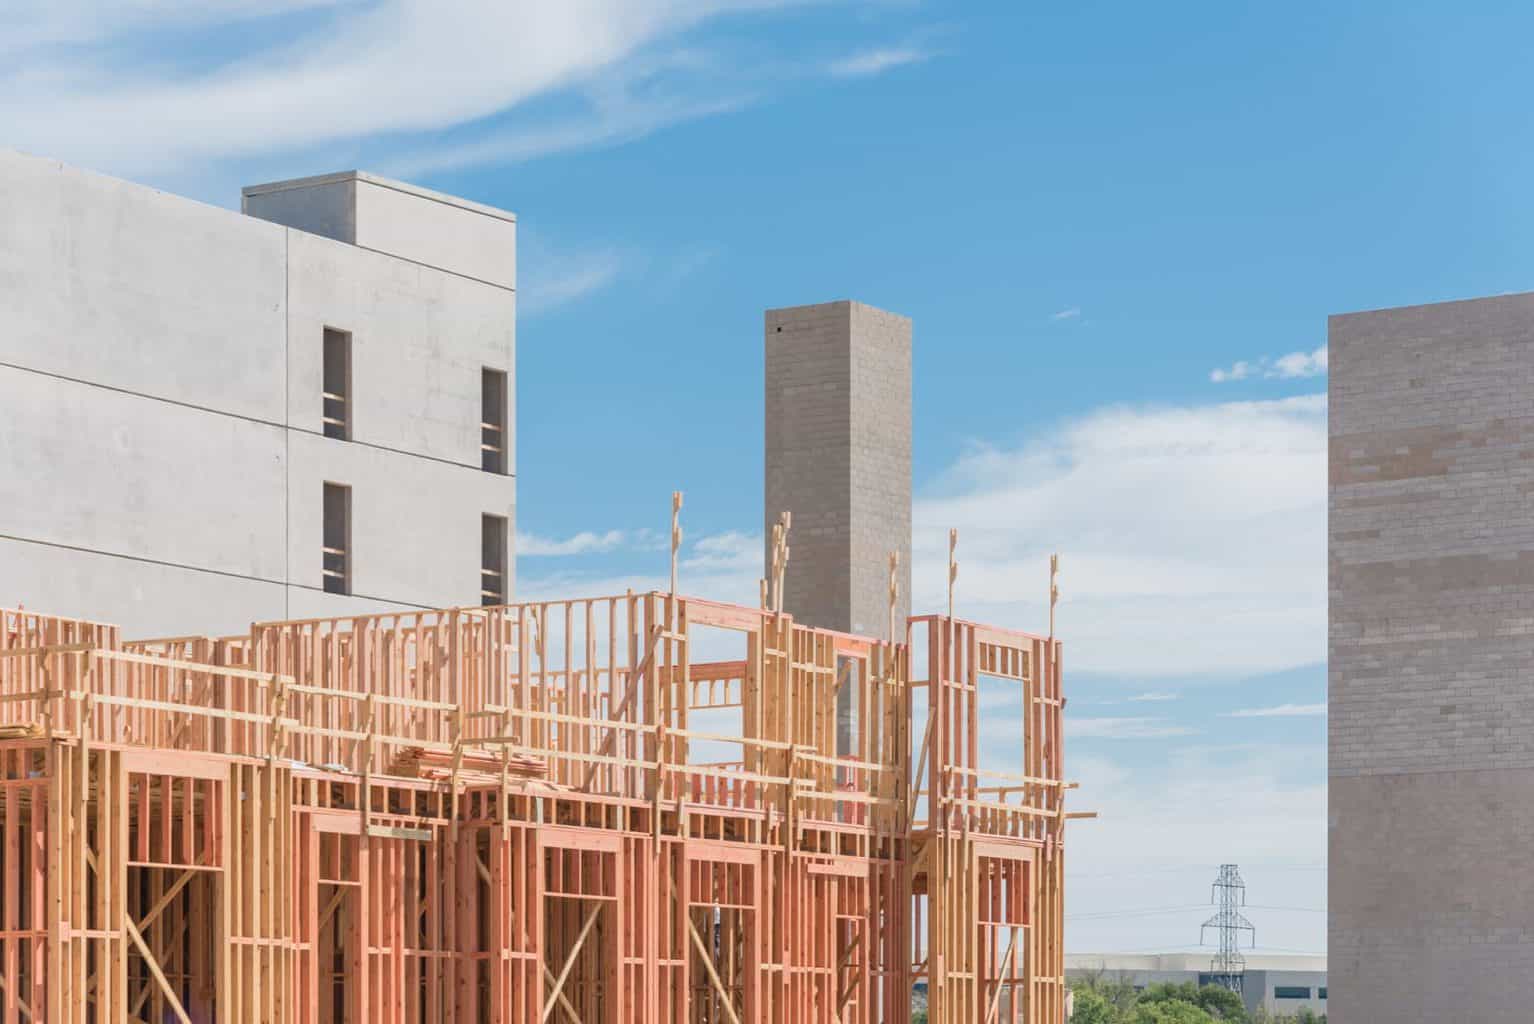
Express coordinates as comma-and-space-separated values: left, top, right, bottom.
1068, 974, 1325, 1024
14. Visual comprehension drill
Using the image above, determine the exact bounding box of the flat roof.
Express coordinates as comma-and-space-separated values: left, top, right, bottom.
241, 170, 516, 224
1330, 288, 1534, 322
1066, 952, 1327, 973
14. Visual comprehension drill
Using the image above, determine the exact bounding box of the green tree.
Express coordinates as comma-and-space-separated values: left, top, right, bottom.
1136, 982, 1247, 1023
1138, 982, 1201, 1006
1070, 969, 1140, 1014
1190, 985, 1248, 1022
1130, 1001, 1216, 1024
1251, 1010, 1325, 1024
1070, 986, 1123, 1024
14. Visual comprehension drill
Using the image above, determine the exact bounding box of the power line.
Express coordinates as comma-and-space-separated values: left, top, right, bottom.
1103, 941, 1326, 956
1067, 864, 1326, 881
1067, 903, 1324, 920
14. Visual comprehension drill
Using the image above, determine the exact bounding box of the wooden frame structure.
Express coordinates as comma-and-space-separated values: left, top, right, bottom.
0, 591, 1080, 1023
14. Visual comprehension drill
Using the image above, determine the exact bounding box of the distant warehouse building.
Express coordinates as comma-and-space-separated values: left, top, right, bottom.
1066, 953, 1327, 1018
0, 150, 517, 636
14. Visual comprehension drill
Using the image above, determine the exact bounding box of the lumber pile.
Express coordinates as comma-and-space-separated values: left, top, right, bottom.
390, 745, 546, 784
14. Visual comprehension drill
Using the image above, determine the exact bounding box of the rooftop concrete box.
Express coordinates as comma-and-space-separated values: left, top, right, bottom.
242, 171, 517, 290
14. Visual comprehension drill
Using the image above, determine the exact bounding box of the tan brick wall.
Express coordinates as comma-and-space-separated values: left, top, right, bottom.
764, 301, 911, 638
1330, 291, 1534, 1022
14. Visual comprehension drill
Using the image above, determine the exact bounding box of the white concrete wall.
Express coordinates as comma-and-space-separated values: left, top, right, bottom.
0, 537, 286, 639
241, 176, 356, 244
353, 177, 516, 290
0, 368, 286, 579
285, 229, 516, 470
286, 431, 514, 608
0, 149, 286, 420
0, 148, 517, 639
243, 171, 517, 291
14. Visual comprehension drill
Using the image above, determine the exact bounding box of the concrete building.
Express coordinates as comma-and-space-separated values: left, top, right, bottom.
1066, 953, 1328, 1017
763, 300, 912, 637
0, 150, 516, 637
1330, 292, 1534, 1022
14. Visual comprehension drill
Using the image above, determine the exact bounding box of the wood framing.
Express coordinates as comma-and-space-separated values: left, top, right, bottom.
0, 594, 1078, 1022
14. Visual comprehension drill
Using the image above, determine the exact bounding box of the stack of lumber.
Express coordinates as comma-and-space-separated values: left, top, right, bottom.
390, 745, 546, 784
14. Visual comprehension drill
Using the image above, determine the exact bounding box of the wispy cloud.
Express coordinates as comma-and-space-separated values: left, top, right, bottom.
1066, 717, 1197, 739
1051, 306, 1082, 321
519, 244, 625, 317
517, 529, 631, 557
1065, 744, 1325, 951
0, 0, 350, 55
515, 527, 762, 611
521, 390, 1326, 680
1128, 691, 1178, 703
0, 1, 883, 185
827, 45, 933, 78
1224, 702, 1326, 718
682, 531, 762, 574
915, 392, 1326, 677
1210, 345, 1328, 383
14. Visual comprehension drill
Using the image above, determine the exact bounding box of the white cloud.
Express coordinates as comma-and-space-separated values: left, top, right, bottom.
1210, 345, 1328, 383
1209, 360, 1254, 383
683, 531, 762, 574
1272, 346, 1328, 378
519, 245, 625, 317
1128, 691, 1178, 703
1224, 702, 1326, 718
515, 528, 760, 602
1052, 306, 1082, 320
0, 1, 817, 179
0, 0, 351, 54
523, 392, 1326, 677
380, 80, 753, 181
1066, 717, 1197, 739
827, 45, 933, 77
517, 529, 629, 557
1064, 744, 1325, 952
915, 393, 1326, 677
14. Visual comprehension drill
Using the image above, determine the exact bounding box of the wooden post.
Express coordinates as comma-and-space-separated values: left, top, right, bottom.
769, 511, 791, 613
1049, 553, 1061, 639
670, 491, 684, 597
948, 528, 958, 622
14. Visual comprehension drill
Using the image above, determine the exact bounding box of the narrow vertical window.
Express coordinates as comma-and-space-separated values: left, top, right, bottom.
481, 514, 507, 605
481, 368, 507, 473
323, 483, 351, 595
323, 328, 351, 439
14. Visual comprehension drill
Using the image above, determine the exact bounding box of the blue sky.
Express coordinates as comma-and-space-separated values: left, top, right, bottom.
13, 0, 1533, 957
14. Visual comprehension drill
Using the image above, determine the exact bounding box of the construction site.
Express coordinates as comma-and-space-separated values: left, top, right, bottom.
0, 152, 1086, 1022
0, 555, 1075, 1023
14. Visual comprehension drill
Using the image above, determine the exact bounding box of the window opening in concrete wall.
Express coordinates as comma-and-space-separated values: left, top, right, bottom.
323, 483, 351, 595
482, 367, 507, 473
482, 513, 507, 605
322, 328, 351, 439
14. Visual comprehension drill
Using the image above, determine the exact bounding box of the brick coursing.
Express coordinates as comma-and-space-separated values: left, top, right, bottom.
764, 301, 912, 638
1329, 291, 1534, 1023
